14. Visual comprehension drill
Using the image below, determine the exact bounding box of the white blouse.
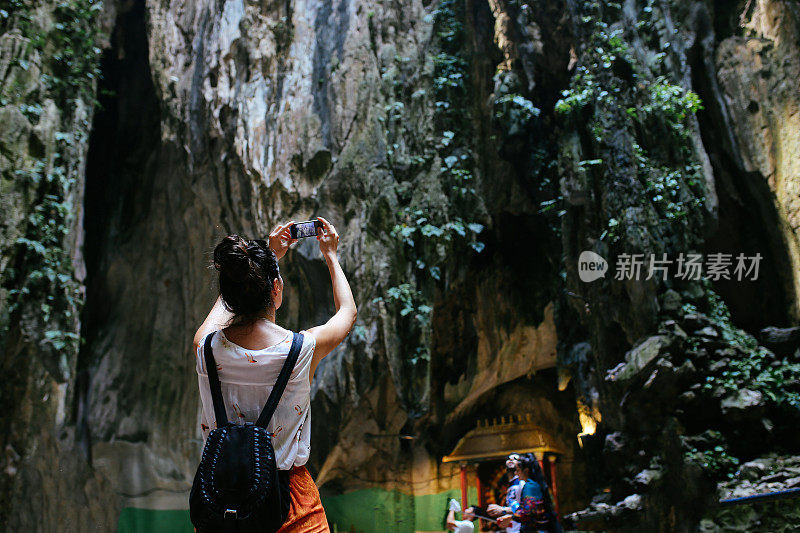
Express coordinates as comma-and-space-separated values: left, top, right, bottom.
195, 329, 316, 470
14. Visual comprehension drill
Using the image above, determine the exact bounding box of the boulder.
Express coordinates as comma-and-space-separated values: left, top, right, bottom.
675, 359, 697, 379
678, 391, 696, 404
721, 389, 765, 416
694, 326, 719, 338
621, 493, 643, 510
633, 468, 663, 488
760, 326, 800, 358
708, 358, 731, 372
738, 459, 770, 481
606, 335, 669, 383
681, 313, 706, 331
604, 432, 626, 454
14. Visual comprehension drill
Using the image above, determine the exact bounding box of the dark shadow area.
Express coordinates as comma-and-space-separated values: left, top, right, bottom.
688, 9, 794, 333
712, 0, 751, 42
76, 0, 161, 453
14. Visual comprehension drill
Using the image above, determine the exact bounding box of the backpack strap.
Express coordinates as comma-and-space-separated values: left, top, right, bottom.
255, 332, 303, 428
203, 331, 228, 426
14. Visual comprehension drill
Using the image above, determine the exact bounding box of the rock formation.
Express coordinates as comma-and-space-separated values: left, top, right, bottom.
1, 0, 799, 531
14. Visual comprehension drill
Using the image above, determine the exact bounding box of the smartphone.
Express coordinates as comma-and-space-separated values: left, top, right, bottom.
469, 506, 497, 523
290, 219, 323, 239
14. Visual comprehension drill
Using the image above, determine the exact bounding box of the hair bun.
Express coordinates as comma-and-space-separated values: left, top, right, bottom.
213, 235, 254, 282
213, 234, 281, 318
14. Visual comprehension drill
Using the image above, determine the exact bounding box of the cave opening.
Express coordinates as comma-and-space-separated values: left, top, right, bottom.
76, 0, 161, 455
687, 9, 795, 333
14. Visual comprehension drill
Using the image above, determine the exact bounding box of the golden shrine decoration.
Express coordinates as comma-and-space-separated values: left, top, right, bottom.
442, 413, 565, 463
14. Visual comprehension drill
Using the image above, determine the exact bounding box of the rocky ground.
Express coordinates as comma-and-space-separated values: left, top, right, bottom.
699, 455, 800, 532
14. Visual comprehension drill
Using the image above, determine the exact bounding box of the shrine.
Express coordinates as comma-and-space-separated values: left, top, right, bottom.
443, 414, 565, 527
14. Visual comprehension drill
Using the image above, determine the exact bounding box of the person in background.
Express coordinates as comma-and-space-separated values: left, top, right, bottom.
445, 499, 476, 533
496, 453, 550, 533
488, 453, 524, 533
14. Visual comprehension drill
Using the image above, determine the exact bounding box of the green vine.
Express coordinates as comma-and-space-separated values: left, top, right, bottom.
684, 431, 740, 479
372, 0, 488, 383
682, 288, 800, 411
390, 0, 486, 278
555, 2, 706, 247
2, 0, 102, 369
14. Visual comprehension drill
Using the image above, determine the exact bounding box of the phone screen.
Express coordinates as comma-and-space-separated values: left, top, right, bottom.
292, 221, 319, 239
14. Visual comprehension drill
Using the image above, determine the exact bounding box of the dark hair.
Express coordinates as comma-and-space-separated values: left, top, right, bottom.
213, 235, 280, 320
517, 452, 537, 476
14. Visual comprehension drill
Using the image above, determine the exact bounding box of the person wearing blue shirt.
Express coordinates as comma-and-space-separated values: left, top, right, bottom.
488, 453, 525, 533
497, 454, 549, 533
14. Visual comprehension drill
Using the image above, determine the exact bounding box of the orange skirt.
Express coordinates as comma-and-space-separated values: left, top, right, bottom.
277, 465, 330, 532
193, 466, 329, 533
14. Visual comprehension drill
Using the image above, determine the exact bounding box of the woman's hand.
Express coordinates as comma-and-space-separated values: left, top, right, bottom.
316, 216, 339, 260
487, 503, 506, 517
496, 514, 514, 528
268, 221, 297, 261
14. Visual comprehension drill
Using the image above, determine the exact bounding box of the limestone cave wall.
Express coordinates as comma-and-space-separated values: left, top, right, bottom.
1, 0, 799, 531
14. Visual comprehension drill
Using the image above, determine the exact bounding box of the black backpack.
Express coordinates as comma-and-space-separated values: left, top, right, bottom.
190, 331, 304, 532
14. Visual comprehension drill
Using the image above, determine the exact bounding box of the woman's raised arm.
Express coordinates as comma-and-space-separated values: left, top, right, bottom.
193, 295, 234, 353
305, 217, 357, 381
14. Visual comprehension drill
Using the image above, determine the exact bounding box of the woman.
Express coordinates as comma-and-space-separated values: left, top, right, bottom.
487, 453, 525, 531
496, 453, 550, 533
192, 217, 356, 531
